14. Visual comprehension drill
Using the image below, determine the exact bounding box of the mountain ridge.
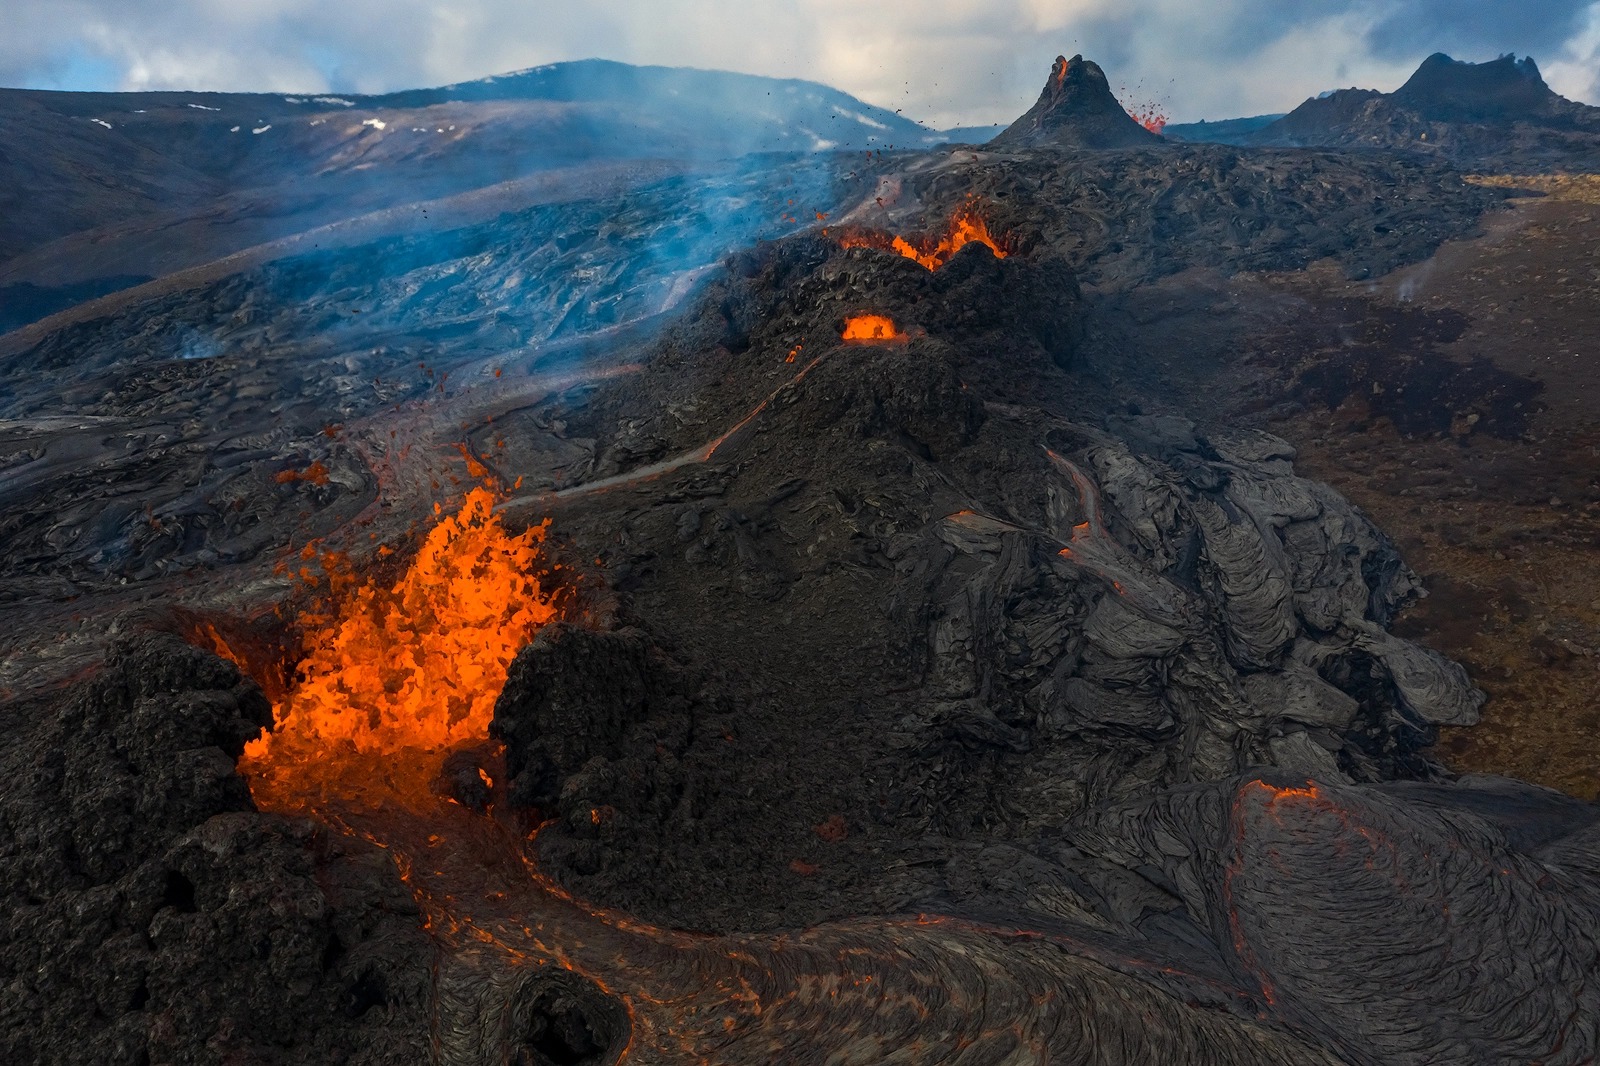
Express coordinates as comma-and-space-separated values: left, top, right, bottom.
1199, 52, 1600, 167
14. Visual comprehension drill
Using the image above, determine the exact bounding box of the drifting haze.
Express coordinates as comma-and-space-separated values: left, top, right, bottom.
8, 0, 1600, 127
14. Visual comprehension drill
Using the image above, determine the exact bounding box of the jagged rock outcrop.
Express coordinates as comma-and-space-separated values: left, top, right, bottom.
0, 635, 431, 1066
990, 54, 1166, 149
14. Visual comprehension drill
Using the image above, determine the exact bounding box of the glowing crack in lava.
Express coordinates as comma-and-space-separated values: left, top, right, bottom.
841, 201, 1008, 271
239, 485, 558, 811
841, 314, 905, 342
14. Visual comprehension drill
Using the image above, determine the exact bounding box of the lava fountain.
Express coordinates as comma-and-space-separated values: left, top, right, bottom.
237, 483, 559, 813
1126, 102, 1168, 134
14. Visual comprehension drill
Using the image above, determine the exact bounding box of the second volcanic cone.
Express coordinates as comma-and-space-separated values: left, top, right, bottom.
990, 54, 1166, 149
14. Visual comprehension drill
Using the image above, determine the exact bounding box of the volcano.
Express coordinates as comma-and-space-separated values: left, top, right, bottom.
4, 46, 1600, 1066
989, 55, 1166, 149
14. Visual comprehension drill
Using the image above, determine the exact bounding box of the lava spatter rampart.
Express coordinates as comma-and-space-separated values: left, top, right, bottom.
237, 484, 559, 812
841, 200, 1008, 270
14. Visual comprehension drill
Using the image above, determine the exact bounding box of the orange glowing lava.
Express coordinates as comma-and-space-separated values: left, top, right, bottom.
274, 460, 331, 486
238, 485, 559, 810
1126, 104, 1168, 135
840, 202, 1008, 271
841, 314, 904, 342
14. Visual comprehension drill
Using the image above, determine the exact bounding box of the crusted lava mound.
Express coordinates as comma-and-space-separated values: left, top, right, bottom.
990, 55, 1165, 150
465, 222, 1600, 1066
1250, 52, 1600, 168
485, 227, 1487, 935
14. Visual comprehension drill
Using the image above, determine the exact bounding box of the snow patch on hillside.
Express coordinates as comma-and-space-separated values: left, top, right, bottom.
832, 105, 887, 131
798, 127, 836, 151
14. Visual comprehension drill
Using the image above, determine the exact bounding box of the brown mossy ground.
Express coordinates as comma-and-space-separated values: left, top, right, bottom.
1253, 181, 1600, 798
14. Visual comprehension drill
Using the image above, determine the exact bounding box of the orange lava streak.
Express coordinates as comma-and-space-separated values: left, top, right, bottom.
274, 460, 330, 486
239, 486, 558, 810
841, 314, 904, 342
840, 202, 1008, 271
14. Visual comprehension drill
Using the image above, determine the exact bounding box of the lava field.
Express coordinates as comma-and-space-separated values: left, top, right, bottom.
3, 51, 1599, 1066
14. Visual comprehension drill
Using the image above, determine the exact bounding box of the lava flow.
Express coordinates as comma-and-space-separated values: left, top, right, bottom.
237, 483, 559, 812
841, 313, 905, 342
841, 200, 1008, 270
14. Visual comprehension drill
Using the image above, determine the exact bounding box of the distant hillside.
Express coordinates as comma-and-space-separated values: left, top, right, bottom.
0, 59, 940, 329
1243, 53, 1600, 168
1163, 114, 1284, 144
939, 124, 1008, 144
375, 59, 936, 151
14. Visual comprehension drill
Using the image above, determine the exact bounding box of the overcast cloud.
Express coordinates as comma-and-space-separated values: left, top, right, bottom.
7, 0, 1600, 127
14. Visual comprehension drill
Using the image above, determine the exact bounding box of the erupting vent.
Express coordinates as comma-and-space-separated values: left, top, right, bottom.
841, 201, 1007, 271
1127, 104, 1168, 134
841, 314, 904, 342
238, 485, 559, 811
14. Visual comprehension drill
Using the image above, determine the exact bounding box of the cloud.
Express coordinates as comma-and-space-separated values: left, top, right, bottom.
3, 0, 1599, 126
1543, 4, 1600, 102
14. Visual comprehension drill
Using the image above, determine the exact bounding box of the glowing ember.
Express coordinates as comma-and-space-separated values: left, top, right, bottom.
841, 314, 904, 342
840, 201, 1008, 271
239, 485, 558, 810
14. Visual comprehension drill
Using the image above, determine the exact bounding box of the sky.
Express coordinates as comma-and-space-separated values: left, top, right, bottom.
7, 0, 1600, 128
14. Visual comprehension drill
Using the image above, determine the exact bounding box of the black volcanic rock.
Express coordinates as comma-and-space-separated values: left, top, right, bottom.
990, 55, 1165, 149
490, 221, 1488, 937
0, 635, 431, 1066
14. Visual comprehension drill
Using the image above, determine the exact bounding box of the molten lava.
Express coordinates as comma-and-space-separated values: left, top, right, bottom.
840, 201, 1008, 271
841, 314, 904, 342
274, 460, 331, 486
239, 485, 558, 810
1126, 104, 1168, 135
